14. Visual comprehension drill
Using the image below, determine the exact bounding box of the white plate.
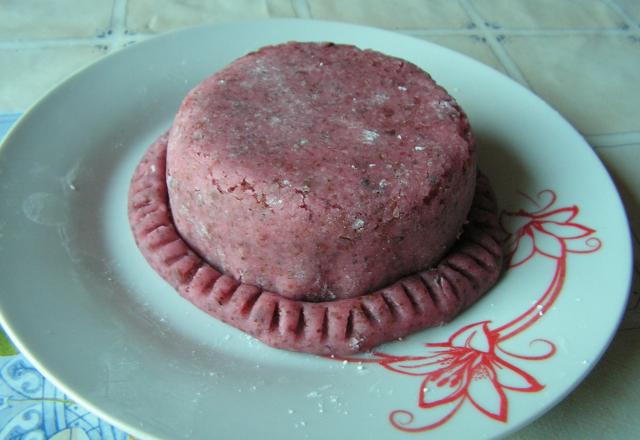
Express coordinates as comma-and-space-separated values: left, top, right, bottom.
0, 19, 632, 440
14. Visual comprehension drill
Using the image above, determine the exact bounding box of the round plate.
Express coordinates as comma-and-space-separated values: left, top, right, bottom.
0, 19, 632, 439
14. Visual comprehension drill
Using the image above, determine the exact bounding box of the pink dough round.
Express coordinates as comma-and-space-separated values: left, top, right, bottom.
166, 42, 476, 301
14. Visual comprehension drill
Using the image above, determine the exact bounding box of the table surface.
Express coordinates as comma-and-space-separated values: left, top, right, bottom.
0, 1, 638, 439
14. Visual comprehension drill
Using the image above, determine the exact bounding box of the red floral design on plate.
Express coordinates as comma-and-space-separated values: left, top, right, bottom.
337, 190, 601, 432
505, 190, 597, 267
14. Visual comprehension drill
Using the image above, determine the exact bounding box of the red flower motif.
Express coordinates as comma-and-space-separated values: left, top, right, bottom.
373, 322, 544, 430
334, 189, 601, 433
502, 204, 595, 267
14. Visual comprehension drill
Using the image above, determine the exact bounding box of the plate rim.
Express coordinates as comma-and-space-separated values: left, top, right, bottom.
0, 18, 633, 440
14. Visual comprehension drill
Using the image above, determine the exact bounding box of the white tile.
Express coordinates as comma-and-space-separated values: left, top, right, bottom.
0, 0, 113, 39
417, 34, 506, 74
616, 0, 640, 24
471, 0, 625, 29
502, 35, 640, 135
126, 0, 295, 33
308, 0, 472, 30
596, 144, 640, 332
0, 46, 107, 112
596, 144, 640, 235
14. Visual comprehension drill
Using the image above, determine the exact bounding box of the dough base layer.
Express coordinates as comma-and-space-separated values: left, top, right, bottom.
128, 133, 505, 355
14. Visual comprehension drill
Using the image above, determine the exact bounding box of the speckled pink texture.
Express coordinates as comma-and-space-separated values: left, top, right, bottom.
166, 42, 476, 301
128, 135, 504, 355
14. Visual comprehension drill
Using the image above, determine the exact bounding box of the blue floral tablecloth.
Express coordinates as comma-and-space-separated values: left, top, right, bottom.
0, 113, 129, 439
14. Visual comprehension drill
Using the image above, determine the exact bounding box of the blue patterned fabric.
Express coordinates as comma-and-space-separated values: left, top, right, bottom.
0, 357, 127, 439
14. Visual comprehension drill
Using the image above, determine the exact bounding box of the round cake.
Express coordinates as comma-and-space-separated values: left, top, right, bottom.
166, 42, 476, 301
129, 42, 505, 355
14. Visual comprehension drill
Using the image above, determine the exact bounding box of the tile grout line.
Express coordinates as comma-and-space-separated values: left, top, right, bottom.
403, 28, 484, 36
458, 0, 530, 87
407, 27, 635, 36
110, 0, 129, 50
1, 26, 638, 49
481, 27, 633, 35
0, 0, 129, 51
588, 132, 640, 148
0, 38, 112, 49
606, 0, 640, 30
293, 0, 312, 19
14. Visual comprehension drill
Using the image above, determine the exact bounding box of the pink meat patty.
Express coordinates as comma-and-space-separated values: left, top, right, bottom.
166, 42, 476, 301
